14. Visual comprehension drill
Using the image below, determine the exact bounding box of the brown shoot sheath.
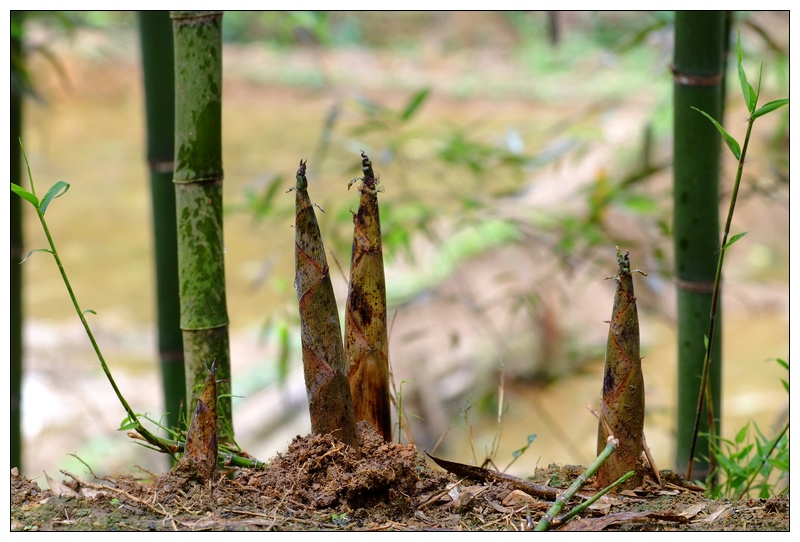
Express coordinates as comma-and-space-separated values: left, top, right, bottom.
293, 159, 360, 450
345, 152, 392, 442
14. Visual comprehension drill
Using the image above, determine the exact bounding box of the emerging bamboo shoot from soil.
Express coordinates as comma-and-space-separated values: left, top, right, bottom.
345, 151, 392, 442
596, 248, 646, 489
179, 360, 218, 481
292, 159, 360, 450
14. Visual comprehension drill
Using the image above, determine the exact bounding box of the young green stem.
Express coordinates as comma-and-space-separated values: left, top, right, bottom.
18, 156, 173, 457
686, 118, 753, 481
734, 420, 789, 501
535, 436, 621, 531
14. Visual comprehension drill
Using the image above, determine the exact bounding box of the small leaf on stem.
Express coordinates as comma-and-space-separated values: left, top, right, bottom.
691, 107, 741, 160
752, 98, 789, 120
399, 87, 431, 121
736, 30, 755, 114
723, 231, 749, 249
20, 248, 53, 263
11, 183, 39, 208
40, 181, 70, 215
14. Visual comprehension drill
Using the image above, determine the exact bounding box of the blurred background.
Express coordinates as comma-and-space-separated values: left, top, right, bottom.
11, 11, 789, 485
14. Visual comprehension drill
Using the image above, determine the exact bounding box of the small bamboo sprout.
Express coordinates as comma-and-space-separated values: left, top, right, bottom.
596, 247, 647, 489
292, 159, 360, 451
179, 359, 218, 481
345, 151, 392, 442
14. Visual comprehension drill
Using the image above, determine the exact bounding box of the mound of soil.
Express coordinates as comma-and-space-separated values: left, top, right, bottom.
10, 423, 788, 531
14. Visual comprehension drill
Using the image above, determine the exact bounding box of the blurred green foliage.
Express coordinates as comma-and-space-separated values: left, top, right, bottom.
20, 8, 788, 399
706, 358, 789, 500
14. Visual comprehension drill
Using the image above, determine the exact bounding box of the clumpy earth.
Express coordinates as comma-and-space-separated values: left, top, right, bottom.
10, 423, 788, 532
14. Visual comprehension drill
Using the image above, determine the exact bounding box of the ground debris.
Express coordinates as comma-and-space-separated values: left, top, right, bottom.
10, 437, 789, 531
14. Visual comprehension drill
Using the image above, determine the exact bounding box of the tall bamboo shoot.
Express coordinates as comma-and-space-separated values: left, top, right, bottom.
293, 159, 360, 450
345, 151, 391, 442
596, 248, 646, 489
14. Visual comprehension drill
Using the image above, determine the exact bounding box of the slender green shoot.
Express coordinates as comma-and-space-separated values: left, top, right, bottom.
395, 379, 410, 444
558, 470, 635, 526
11, 142, 173, 458
706, 358, 789, 500
734, 422, 789, 500
504, 434, 538, 473
535, 436, 619, 531
11, 142, 265, 470
685, 31, 789, 481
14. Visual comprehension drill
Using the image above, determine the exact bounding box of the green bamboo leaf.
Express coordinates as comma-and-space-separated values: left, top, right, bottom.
715, 452, 735, 472
736, 28, 743, 65
718, 435, 735, 447
511, 434, 537, 458
738, 444, 754, 459
736, 30, 754, 113
399, 87, 431, 121
118, 415, 138, 431
754, 424, 774, 448
752, 98, 789, 120
723, 231, 749, 249
772, 358, 788, 372
744, 80, 757, 114
735, 422, 749, 444
620, 193, 658, 214
20, 248, 53, 264
250, 174, 283, 220
754, 61, 764, 106
40, 181, 70, 215
775, 361, 789, 392
83, 309, 97, 316
767, 458, 789, 471
754, 437, 766, 458
10, 183, 39, 208
276, 321, 290, 384
691, 107, 741, 160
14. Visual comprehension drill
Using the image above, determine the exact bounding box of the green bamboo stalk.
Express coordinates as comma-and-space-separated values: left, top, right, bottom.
596, 248, 646, 489
345, 151, 391, 442
138, 11, 186, 439
672, 11, 725, 480
558, 470, 635, 526
292, 159, 360, 450
10, 10, 25, 471
171, 10, 233, 443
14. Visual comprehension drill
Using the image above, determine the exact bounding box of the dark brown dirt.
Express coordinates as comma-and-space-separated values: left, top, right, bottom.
10, 422, 788, 532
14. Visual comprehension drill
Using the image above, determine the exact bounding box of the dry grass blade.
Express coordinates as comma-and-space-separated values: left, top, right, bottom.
596, 247, 647, 488
292, 159, 360, 451
345, 151, 391, 441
